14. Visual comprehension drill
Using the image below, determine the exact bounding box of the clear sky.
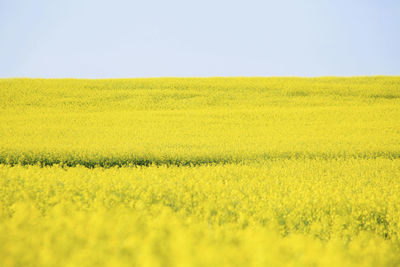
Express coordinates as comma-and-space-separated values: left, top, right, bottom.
0, 0, 399, 78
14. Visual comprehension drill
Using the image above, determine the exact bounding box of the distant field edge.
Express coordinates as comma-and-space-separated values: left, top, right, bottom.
0, 75, 399, 80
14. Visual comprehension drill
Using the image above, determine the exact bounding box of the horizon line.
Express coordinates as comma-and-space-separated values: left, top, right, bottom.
0, 75, 399, 80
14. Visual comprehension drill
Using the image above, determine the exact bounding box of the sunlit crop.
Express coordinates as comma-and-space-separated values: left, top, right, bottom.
1, 77, 400, 266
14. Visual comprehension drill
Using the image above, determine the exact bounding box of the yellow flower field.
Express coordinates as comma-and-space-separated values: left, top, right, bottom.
1, 77, 400, 266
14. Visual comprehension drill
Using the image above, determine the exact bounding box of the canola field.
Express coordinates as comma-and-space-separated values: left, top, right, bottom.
1, 77, 400, 266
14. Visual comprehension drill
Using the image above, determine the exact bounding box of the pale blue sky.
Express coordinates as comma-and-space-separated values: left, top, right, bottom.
0, 0, 399, 77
